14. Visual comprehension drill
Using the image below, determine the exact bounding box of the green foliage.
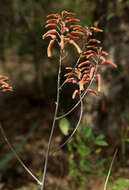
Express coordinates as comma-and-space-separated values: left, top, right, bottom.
60, 120, 109, 189
118, 114, 129, 163
109, 178, 129, 190
126, 0, 129, 6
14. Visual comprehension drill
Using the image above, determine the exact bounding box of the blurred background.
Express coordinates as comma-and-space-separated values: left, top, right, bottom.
0, 0, 129, 190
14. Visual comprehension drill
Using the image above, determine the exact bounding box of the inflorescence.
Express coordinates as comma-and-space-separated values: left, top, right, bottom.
43, 10, 117, 99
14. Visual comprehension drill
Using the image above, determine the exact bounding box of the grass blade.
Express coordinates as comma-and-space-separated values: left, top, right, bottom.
103, 149, 118, 190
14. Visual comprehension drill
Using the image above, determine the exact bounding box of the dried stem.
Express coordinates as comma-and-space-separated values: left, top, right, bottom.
40, 49, 63, 190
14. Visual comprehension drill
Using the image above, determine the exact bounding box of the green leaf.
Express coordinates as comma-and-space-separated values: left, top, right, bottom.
59, 118, 70, 136
85, 127, 92, 139
77, 145, 92, 157
106, 13, 114, 21
96, 158, 106, 167
67, 140, 74, 152
112, 178, 129, 190
96, 134, 105, 140
125, 138, 129, 143
116, 178, 129, 186
83, 161, 95, 173
95, 140, 108, 146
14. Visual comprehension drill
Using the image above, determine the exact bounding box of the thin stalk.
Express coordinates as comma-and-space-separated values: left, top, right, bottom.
0, 123, 42, 186
52, 92, 83, 154
40, 49, 63, 190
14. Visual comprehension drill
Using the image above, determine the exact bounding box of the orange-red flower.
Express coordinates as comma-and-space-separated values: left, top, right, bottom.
47, 40, 55, 57
96, 74, 102, 92
69, 40, 82, 54
102, 61, 117, 68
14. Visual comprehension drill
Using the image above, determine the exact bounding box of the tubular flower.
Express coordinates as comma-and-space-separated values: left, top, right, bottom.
47, 40, 55, 57
69, 40, 82, 54
90, 27, 103, 32
60, 35, 65, 50
102, 61, 117, 68
45, 23, 57, 28
88, 89, 98, 96
96, 74, 102, 92
72, 89, 79, 99
42, 29, 57, 39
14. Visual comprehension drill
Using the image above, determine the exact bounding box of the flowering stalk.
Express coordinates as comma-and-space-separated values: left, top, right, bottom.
0, 9, 117, 190
42, 9, 117, 190
41, 10, 85, 190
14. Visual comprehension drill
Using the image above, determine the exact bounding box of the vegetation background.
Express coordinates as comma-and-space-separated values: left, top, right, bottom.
0, 0, 129, 189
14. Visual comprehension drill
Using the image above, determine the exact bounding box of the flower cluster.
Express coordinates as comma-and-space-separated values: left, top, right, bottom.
64, 25, 117, 99
0, 75, 13, 93
43, 10, 117, 99
43, 10, 83, 57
